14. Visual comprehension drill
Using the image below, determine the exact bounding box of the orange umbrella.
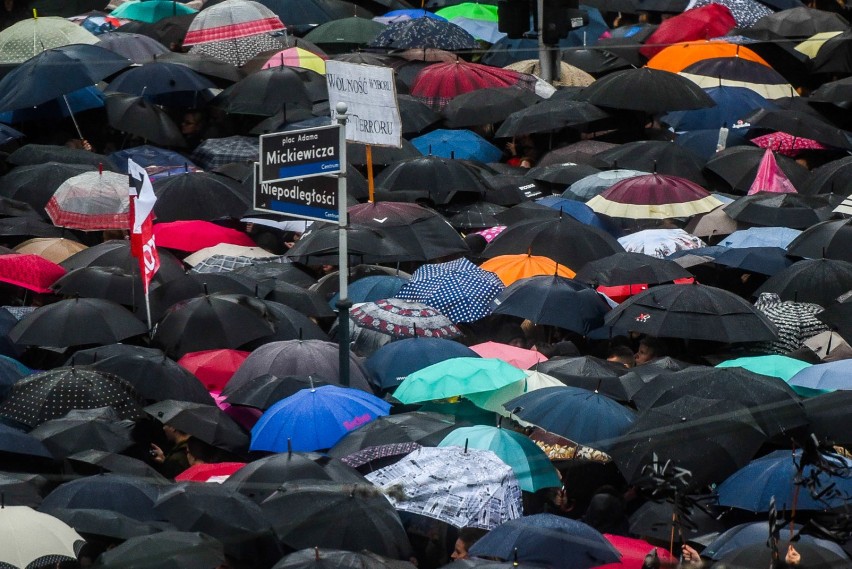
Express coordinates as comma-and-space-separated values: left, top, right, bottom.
480, 254, 575, 286
646, 41, 770, 73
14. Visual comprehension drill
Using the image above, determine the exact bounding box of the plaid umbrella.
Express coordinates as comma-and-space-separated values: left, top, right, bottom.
191, 136, 259, 169
411, 61, 536, 110
586, 173, 723, 220
183, 0, 285, 46
190, 255, 288, 274
395, 258, 504, 323
0, 254, 66, 293
753, 293, 828, 354
45, 171, 130, 231
370, 17, 476, 51
350, 298, 461, 339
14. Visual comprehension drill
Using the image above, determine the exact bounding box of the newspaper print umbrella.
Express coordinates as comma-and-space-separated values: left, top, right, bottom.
365, 445, 523, 530
370, 17, 476, 51
45, 170, 130, 231
350, 298, 461, 339
586, 173, 723, 220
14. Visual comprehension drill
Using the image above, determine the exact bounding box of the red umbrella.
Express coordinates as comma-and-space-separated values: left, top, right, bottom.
178, 349, 251, 392
174, 461, 247, 482
411, 61, 537, 110
586, 173, 723, 220
0, 253, 66, 293
153, 221, 256, 252
640, 4, 737, 59
751, 132, 828, 157
598, 534, 676, 569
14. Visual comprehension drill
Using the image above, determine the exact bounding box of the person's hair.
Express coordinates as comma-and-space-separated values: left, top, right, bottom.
639, 336, 667, 358
186, 436, 221, 463
457, 527, 489, 549
607, 345, 635, 367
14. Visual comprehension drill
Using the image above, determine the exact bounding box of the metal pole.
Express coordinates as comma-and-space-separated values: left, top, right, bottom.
335, 102, 351, 387
537, 0, 561, 84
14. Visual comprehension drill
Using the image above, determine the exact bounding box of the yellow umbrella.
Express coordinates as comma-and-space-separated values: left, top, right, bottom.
13, 238, 87, 264
795, 31, 843, 58
259, 47, 326, 74
480, 254, 575, 286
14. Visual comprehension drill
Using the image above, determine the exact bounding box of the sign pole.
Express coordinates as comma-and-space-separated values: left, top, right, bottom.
366, 144, 375, 203
335, 102, 351, 387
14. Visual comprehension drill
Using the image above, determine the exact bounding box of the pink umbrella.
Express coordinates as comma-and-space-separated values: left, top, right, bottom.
748, 149, 798, 195
153, 220, 256, 252
474, 225, 506, 243
174, 461, 247, 482
0, 254, 66, 293
469, 341, 547, 369
178, 348, 251, 392
211, 390, 262, 431
751, 131, 827, 157
597, 534, 676, 569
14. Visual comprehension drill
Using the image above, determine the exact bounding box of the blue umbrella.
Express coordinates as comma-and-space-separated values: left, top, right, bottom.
721, 227, 802, 249
396, 258, 504, 323
713, 246, 796, 276
375, 9, 447, 24
250, 384, 391, 452
468, 513, 620, 569
535, 196, 619, 235
412, 129, 502, 163
365, 337, 479, 391
662, 86, 777, 132
330, 275, 409, 308
673, 127, 750, 160
109, 145, 200, 178
717, 449, 852, 512
0, 355, 30, 399
0, 86, 104, 124
505, 386, 635, 447
450, 17, 505, 44
702, 521, 848, 561
789, 361, 851, 394
666, 245, 730, 260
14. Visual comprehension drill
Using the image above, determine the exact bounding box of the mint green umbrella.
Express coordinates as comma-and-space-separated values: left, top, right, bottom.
440, 425, 561, 492
435, 3, 498, 22
717, 355, 814, 396
111, 1, 198, 24
394, 357, 525, 404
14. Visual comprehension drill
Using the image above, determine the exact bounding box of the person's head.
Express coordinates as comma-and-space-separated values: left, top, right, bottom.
185, 436, 219, 466
452, 527, 488, 560
180, 110, 205, 136
607, 345, 636, 368
163, 424, 190, 444
635, 336, 666, 365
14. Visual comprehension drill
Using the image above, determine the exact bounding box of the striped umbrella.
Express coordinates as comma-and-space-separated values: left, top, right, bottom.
45, 171, 130, 231
182, 0, 284, 46
411, 60, 536, 110
753, 292, 828, 355
257, 47, 327, 74
586, 173, 723, 219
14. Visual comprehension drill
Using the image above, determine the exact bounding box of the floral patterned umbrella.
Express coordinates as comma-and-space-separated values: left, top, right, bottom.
349, 298, 461, 339
751, 131, 828, 157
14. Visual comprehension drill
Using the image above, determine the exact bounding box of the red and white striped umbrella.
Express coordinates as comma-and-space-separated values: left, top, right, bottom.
586, 173, 723, 219
45, 170, 130, 231
183, 0, 285, 46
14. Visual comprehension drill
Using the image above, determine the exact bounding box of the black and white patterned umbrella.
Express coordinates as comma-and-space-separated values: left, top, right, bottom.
753, 293, 829, 355
689, 0, 773, 28
370, 17, 475, 51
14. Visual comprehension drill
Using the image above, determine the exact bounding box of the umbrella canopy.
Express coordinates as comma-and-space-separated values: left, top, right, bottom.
412, 129, 502, 162
29, 407, 135, 458
153, 172, 250, 223
105, 93, 186, 148
576, 252, 691, 286
753, 293, 829, 355
45, 170, 130, 231
565, 169, 648, 202
364, 337, 479, 392
756, 259, 852, 306
712, 540, 850, 569
586, 173, 722, 219
0, 16, 98, 65
112, 0, 198, 23
495, 99, 610, 138
640, 4, 737, 59
370, 17, 476, 51
786, 219, 852, 263
177, 349, 250, 393
619, 229, 707, 259
468, 513, 620, 569
723, 192, 835, 229
393, 357, 526, 404
153, 220, 256, 252
0, 506, 85, 568
212, 66, 315, 116
365, 445, 523, 529
595, 141, 706, 186
349, 298, 461, 340
96, 31, 170, 63
480, 254, 576, 286
374, 155, 486, 205
0, 367, 144, 428
717, 354, 811, 382
441, 86, 539, 128
304, 16, 387, 49
183, 0, 284, 46
90, 531, 226, 569
410, 60, 536, 110
105, 61, 217, 108
577, 67, 716, 113
0, 253, 66, 293
465, 369, 564, 418
13, 238, 87, 265
250, 384, 391, 452
788, 360, 852, 394
604, 282, 778, 343
469, 341, 547, 370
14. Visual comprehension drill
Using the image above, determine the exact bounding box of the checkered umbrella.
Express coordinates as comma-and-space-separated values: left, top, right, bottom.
190, 136, 259, 169
396, 258, 504, 323
190, 254, 288, 274
45, 170, 130, 231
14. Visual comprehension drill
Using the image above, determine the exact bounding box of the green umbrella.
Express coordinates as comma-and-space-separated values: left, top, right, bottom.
435, 3, 498, 22
467, 370, 563, 419
303, 16, 387, 48
716, 355, 812, 393
394, 357, 525, 404
439, 425, 561, 492
111, 1, 198, 24
0, 16, 98, 64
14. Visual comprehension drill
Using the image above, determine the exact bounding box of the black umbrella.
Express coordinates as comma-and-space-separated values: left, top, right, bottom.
495, 100, 610, 138
223, 374, 331, 410
803, 390, 852, 447
153, 172, 250, 222
64, 449, 169, 482
61, 239, 185, 283
374, 155, 488, 205
447, 202, 507, 230
261, 281, 335, 318
750, 6, 849, 37
490, 274, 611, 335
603, 282, 779, 343
0, 367, 145, 428
713, 540, 849, 569
232, 262, 317, 289
755, 259, 852, 306
536, 356, 634, 401
146, 400, 250, 455
97, 31, 170, 64
152, 293, 277, 358
48, 507, 173, 541
105, 93, 186, 147
260, 481, 412, 559
397, 94, 441, 135
786, 219, 852, 263
801, 155, 852, 195
224, 451, 367, 503
482, 214, 624, 271
149, 272, 258, 322
154, 482, 281, 566
703, 146, 810, 194
285, 223, 417, 265
0, 471, 45, 507
7, 144, 118, 170
67, 345, 215, 405
275, 548, 417, 569
0, 216, 65, 238
0, 44, 131, 112
482, 174, 545, 206
713, 246, 795, 276
631, 366, 806, 438
105, 61, 217, 107
50, 266, 140, 306
327, 411, 462, 458
348, 201, 470, 261
722, 192, 837, 229
92, 531, 226, 569
0, 162, 97, 213
739, 107, 852, 150
595, 141, 707, 186
40, 473, 164, 521
442, 86, 539, 128
526, 163, 603, 188
9, 297, 148, 349
153, 51, 245, 83
575, 251, 692, 286
606, 395, 767, 488
0, 196, 40, 219
28, 407, 136, 458
212, 66, 317, 117
0, 423, 54, 463
346, 139, 421, 166
816, 292, 852, 342
628, 498, 725, 544
562, 46, 633, 75
577, 67, 715, 113
247, 300, 329, 348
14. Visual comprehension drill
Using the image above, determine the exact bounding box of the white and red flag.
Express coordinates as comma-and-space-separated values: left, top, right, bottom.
128, 159, 160, 294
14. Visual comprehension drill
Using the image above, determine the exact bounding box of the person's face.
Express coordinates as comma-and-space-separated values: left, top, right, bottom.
181, 114, 202, 135
451, 539, 469, 561
634, 344, 654, 365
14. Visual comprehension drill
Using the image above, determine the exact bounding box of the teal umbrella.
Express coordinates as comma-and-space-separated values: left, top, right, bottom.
111, 0, 198, 24
393, 357, 525, 404
717, 355, 813, 396
439, 425, 561, 492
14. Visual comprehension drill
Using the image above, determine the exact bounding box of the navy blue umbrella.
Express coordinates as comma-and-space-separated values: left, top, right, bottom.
702, 521, 848, 561
109, 145, 200, 179
365, 337, 478, 391
329, 275, 409, 308
713, 246, 795, 276
662, 86, 777, 132
40, 473, 164, 521
468, 513, 620, 569
105, 61, 216, 107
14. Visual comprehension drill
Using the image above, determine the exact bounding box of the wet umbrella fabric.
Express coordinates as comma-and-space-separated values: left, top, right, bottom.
0, 506, 85, 569
29, 408, 135, 458
393, 357, 525, 404
274, 548, 417, 569
222, 374, 331, 409
105, 61, 217, 107
152, 172, 250, 222
723, 193, 835, 229
149, 402, 250, 454
0, 253, 66, 294
370, 17, 475, 50
365, 337, 478, 391
40, 473, 163, 521
576, 252, 691, 286
755, 259, 852, 306
45, 170, 130, 231
365, 445, 523, 529
578, 67, 715, 113
105, 93, 186, 147
374, 155, 486, 205
349, 298, 461, 340
441, 86, 539, 128
786, 219, 852, 263
91, 531, 226, 569
14, 238, 87, 265
586, 174, 722, 219
153, 220, 256, 252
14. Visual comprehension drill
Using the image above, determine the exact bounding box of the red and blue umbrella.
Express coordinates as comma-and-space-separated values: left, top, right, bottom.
250, 384, 391, 452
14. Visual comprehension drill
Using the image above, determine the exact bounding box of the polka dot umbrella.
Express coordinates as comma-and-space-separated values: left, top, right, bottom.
0, 17, 98, 65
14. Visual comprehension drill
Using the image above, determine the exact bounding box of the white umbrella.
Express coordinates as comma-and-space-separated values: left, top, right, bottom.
618, 228, 706, 259
0, 506, 85, 567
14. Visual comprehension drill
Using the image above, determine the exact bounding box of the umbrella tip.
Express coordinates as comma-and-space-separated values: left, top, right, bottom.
315, 547, 320, 561
287, 437, 292, 456
463, 438, 468, 453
